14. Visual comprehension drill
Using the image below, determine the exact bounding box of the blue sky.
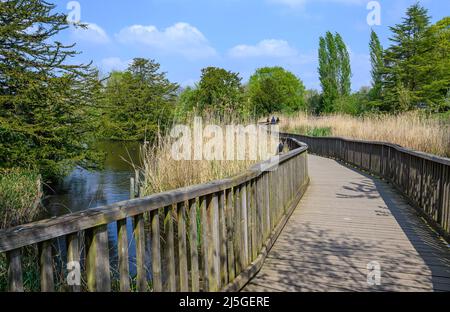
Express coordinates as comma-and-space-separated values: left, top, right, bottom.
55, 0, 449, 91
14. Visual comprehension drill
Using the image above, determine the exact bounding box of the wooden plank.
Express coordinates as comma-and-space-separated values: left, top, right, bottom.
163, 205, 176, 292
85, 225, 111, 292
188, 199, 200, 292
133, 214, 147, 292
242, 155, 450, 293
200, 196, 209, 291
116, 219, 130, 292
218, 191, 228, 285
241, 183, 249, 268
7, 249, 23, 292
251, 179, 257, 261
233, 186, 242, 275
150, 209, 162, 292
66, 233, 80, 292
39, 240, 54, 292
207, 193, 221, 291
225, 189, 236, 283
177, 202, 189, 292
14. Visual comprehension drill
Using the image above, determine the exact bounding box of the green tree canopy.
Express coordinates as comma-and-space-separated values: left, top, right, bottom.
100, 58, 179, 141
195, 67, 244, 118
383, 3, 431, 111
413, 17, 450, 112
0, 0, 102, 180
318, 32, 352, 113
248, 66, 306, 116
368, 30, 384, 108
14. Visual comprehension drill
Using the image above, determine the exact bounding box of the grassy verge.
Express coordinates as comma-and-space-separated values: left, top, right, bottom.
0, 168, 43, 229
0, 168, 43, 291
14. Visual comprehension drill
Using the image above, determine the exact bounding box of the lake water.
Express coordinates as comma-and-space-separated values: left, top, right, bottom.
45, 141, 148, 279
45, 141, 142, 216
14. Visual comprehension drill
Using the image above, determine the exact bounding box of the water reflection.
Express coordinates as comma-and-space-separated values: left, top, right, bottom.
46, 141, 141, 216
45, 141, 147, 282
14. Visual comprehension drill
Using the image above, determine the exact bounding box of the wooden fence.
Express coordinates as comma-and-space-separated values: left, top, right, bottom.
287, 134, 450, 241
0, 136, 309, 292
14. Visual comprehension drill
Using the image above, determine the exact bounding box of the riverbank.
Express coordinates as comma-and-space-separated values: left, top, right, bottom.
0, 168, 43, 230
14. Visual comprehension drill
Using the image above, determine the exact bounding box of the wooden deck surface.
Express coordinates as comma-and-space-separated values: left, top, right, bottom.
243, 155, 450, 292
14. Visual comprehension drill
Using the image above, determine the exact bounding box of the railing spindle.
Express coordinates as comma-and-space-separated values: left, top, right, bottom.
133, 214, 147, 292
66, 233, 80, 292
150, 209, 162, 292
7, 249, 23, 292
39, 240, 54, 292
188, 199, 200, 292
177, 202, 189, 292
116, 219, 130, 292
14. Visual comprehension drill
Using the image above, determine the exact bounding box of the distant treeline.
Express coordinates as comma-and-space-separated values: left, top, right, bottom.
0, 0, 449, 181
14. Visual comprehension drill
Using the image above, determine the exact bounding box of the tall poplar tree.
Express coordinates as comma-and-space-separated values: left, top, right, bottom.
368, 30, 384, 108
335, 33, 352, 97
318, 32, 352, 113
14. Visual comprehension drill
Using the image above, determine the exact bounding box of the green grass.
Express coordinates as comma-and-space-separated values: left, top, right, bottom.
293, 126, 333, 137
0, 168, 43, 291
0, 168, 43, 230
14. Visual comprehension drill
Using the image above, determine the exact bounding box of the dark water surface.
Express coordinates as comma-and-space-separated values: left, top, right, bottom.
46, 141, 141, 216
45, 141, 147, 279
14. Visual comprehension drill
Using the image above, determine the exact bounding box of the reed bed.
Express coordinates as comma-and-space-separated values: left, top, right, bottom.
281, 112, 450, 158
139, 121, 276, 196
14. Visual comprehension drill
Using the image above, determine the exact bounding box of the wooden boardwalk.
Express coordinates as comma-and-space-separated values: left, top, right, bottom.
243, 155, 450, 292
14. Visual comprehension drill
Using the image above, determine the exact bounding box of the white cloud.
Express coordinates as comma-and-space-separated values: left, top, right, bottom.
229, 39, 298, 58
71, 23, 110, 44
100, 57, 131, 72
269, 0, 366, 8
115, 22, 217, 60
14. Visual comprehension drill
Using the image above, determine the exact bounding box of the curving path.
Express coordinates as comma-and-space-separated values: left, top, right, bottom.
243, 155, 450, 292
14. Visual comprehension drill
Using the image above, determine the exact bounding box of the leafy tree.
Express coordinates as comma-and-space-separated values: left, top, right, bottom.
175, 86, 199, 119
368, 30, 384, 107
0, 0, 102, 180
248, 67, 306, 116
305, 89, 323, 115
195, 67, 244, 119
383, 3, 431, 111
413, 17, 450, 112
318, 32, 352, 113
335, 33, 352, 97
335, 87, 370, 116
101, 58, 179, 141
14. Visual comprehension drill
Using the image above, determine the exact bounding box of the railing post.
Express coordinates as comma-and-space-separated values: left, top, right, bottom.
7, 249, 23, 292
188, 199, 199, 292
39, 240, 54, 292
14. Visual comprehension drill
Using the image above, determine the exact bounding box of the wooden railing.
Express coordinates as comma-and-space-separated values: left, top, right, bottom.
0, 136, 309, 292
287, 133, 450, 241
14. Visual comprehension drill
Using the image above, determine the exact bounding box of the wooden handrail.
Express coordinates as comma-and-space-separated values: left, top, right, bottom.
287, 133, 450, 241
0, 135, 310, 292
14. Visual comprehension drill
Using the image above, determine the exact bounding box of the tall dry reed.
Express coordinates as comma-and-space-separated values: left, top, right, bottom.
281, 112, 450, 157
139, 121, 275, 196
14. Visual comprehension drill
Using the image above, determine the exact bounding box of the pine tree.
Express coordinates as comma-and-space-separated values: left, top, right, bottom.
413, 17, 450, 112
0, 0, 101, 180
368, 30, 384, 106
383, 3, 431, 111
101, 58, 179, 141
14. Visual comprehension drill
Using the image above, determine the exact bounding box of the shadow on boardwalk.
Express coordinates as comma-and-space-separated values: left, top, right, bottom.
243, 156, 450, 292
